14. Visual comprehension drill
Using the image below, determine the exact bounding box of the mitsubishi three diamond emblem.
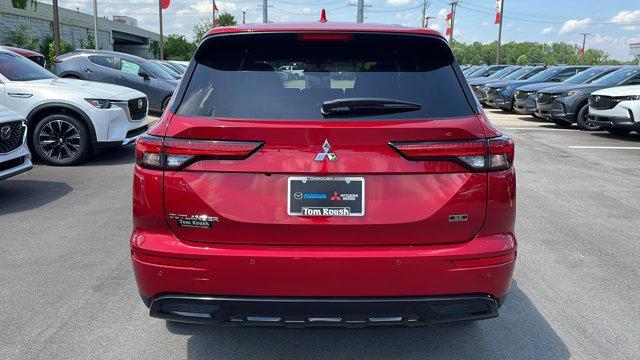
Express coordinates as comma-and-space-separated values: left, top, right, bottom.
314, 139, 338, 162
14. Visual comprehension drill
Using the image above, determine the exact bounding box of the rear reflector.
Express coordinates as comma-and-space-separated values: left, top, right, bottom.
132, 251, 199, 267
452, 252, 516, 268
136, 134, 263, 170
389, 135, 514, 172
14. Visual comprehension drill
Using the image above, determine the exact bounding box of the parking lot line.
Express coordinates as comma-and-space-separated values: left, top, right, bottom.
568, 146, 640, 150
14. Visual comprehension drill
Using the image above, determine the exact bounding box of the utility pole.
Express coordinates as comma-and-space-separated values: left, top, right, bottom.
448, 1, 457, 44
580, 33, 590, 57
260, 0, 269, 23
420, 0, 429, 27
349, 0, 371, 23
242, 10, 246, 24
52, 0, 61, 56
159, 0, 163, 60
92, 0, 99, 49
424, 16, 435, 28
496, 0, 504, 64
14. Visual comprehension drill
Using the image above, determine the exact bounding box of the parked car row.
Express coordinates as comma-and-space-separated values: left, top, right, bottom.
466, 64, 640, 134
0, 46, 156, 176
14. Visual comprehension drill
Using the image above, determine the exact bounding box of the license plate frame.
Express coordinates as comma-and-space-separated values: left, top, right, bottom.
287, 176, 365, 217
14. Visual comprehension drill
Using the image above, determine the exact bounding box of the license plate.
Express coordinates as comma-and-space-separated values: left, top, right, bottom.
288, 177, 365, 217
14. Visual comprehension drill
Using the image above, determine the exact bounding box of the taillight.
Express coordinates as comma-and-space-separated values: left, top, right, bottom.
389, 135, 514, 172
135, 134, 263, 170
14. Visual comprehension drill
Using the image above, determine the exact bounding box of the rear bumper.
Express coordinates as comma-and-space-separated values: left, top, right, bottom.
145, 293, 502, 326
131, 231, 516, 301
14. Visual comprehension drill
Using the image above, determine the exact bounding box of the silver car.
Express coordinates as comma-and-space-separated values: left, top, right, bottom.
0, 105, 32, 180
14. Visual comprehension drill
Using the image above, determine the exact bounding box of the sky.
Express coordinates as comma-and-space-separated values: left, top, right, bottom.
42, 0, 640, 60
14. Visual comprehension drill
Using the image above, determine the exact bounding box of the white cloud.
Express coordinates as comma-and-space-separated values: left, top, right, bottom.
429, 23, 442, 32
610, 10, 640, 24
386, 0, 412, 6
542, 26, 553, 35
481, 21, 489, 27
559, 18, 592, 34
302, 7, 312, 14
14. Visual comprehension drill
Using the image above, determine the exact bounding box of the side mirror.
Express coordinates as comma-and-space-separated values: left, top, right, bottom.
139, 70, 151, 80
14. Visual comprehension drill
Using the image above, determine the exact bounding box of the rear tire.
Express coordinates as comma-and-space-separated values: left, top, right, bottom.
576, 104, 601, 131
606, 128, 631, 136
32, 113, 91, 166
552, 119, 572, 128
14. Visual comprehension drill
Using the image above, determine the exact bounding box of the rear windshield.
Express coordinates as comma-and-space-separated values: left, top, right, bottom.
176, 33, 475, 120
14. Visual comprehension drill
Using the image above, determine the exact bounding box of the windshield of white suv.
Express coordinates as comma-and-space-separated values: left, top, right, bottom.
0, 52, 56, 81
176, 33, 475, 120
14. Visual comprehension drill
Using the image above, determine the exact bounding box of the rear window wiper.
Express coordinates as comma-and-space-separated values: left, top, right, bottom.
321, 98, 422, 118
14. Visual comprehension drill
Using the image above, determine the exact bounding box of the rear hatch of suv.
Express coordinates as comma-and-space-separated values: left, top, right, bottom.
153, 31, 495, 246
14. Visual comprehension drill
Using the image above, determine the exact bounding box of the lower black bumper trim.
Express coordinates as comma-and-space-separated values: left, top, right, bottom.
147, 294, 501, 327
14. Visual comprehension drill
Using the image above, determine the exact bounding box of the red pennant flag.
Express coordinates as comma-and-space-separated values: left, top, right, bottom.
445, 12, 453, 35
495, 0, 502, 24
579, 47, 585, 56
214, 2, 218, 11
161, 0, 170, 10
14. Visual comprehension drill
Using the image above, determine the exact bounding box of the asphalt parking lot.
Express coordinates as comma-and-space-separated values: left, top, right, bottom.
1, 109, 639, 360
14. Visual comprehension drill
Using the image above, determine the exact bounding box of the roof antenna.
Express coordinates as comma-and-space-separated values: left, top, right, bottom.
320, 9, 327, 23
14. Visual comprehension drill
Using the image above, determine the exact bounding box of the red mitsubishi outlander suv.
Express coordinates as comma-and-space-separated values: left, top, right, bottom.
131, 21, 516, 327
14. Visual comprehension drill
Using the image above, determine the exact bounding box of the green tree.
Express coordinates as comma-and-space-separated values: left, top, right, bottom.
164, 34, 196, 61
515, 54, 529, 65
149, 40, 160, 59
192, 13, 237, 42
46, 40, 74, 68
6, 24, 39, 51
218, 13, 237, 26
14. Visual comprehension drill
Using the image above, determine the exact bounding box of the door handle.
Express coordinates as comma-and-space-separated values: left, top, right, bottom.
7, 93, 33, 98
118, 76, 126, 80
83, 68, 93, 73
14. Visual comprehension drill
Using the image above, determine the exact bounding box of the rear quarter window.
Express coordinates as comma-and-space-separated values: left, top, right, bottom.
175, 33, 476, 120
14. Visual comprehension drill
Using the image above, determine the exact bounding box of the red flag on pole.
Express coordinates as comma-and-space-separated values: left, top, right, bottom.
161, 0, 170, 10
579, 47, 585, 56
495, 0, 502, 24
445, 12, 453, 35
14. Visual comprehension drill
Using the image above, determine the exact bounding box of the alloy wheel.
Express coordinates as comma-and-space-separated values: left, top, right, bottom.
38, 119, 81, 161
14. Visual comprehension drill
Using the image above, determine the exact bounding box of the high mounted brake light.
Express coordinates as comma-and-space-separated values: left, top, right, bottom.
388, 135, 514, 172
136, 134, 263, 170
297, 33, 353, 41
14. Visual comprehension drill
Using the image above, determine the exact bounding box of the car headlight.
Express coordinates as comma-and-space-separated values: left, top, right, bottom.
85, 98, 112, 109
616, 95, 640, 101
559, 91, 577, 97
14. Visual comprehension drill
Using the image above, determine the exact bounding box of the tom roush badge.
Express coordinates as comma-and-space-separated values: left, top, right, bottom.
169, 213, 219, 228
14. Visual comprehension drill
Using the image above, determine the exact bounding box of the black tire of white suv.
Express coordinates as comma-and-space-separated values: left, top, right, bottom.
576, 104, 602, 131
32, 113, 91, 166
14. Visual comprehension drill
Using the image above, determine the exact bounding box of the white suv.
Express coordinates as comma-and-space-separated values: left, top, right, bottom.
0, 48, 153, 165
589, 85, 640, 136
0, 105, 32, 180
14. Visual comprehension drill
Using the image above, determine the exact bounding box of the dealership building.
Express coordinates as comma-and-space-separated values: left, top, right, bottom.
631, 42, 640, 58
0, 0, 164, 58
